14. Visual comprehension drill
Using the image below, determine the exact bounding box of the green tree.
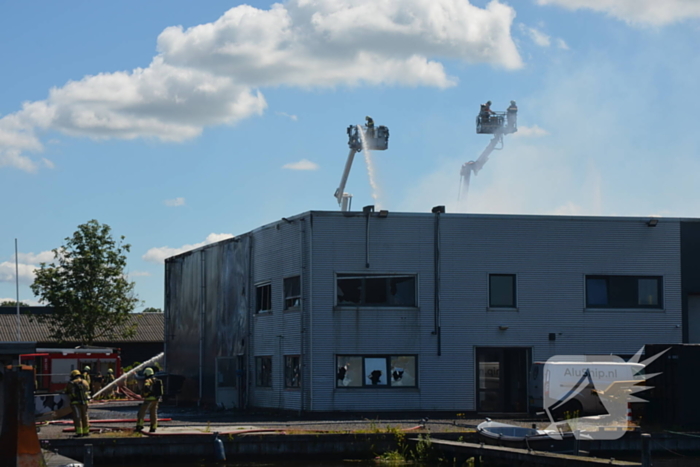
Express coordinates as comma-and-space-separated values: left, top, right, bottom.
142, 307, 163, 313
0, 300, 31, 307
30, 220, 140, 345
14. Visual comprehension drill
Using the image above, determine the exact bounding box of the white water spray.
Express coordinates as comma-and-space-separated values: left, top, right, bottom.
357, 124, 382, 208
92, 352, 164, 399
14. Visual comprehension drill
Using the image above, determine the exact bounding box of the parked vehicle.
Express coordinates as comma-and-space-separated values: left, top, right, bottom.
529, 360, 645, 418
20, 347, 121, 393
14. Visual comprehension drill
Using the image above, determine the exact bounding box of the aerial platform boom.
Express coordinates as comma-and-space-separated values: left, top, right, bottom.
334, 117, 389, 211
460, 101, 518, 202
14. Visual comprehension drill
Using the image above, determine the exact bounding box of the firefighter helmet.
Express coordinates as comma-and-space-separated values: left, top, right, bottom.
144, 368, 154, 377
70, 370, 81, 378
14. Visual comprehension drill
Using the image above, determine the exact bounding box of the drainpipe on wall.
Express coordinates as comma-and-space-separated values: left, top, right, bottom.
246, 236, 254, 410
163, 264, 169, 376
308, 214, 314, 411
198, 250, 206, 407
432, 206, 444, 356
364, 205, 374, 268
299, 218, 306, 415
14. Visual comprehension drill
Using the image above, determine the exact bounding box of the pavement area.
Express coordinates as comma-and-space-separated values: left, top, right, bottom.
37, 401, 547, 440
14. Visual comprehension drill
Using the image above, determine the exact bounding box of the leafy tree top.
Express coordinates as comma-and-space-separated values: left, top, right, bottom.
0, 300, 31, 307
142, 307, 163, 313
30, 220, 140, 345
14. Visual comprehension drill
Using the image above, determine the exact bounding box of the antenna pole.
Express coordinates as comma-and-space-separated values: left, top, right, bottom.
15, 238, 21, 341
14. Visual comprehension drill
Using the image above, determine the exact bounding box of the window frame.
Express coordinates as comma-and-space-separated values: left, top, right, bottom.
284, 355, 301, 389
335, 355, 418, 389
216, 357, 237, 389
283, 275, 301, 311
488, 273, 517, 310
255, 356, 273, 388
335, 273, 418, 308
585, 275, 664, 310
255, 281, 272, 314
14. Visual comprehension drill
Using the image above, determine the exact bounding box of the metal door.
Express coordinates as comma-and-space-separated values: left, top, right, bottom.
688, 295, 700, 343
215, 357, 238, 409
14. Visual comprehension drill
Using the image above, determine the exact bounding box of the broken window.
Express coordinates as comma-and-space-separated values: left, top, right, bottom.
255, 356, 272, 387
255, 282, 272, 313
284, 355, 301, 388
336, 274, 416, 307
336, 355, 417, 388
336, 356, 362, 387
284, 276, 301, 310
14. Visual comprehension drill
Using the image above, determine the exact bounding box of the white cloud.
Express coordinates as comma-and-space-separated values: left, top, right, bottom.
0, 250, 55, 284
536, 0, 700, 26
0, 262, 39, 284
129, 271, 152, 277
164, 197, 186, 207
522, 25, 551, 47
282, 158, 319, 170
142, 233, 234, 264
514, 125, 550, 137
15, 251, 55, 264
1, 0, 522, 171
556, 38, 569, 50
276, 111, 298, 121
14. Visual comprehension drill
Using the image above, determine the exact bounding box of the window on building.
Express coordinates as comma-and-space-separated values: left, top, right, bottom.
336, 274, 416, 307
216, 357, 237, 388
285, 355, 301, 388
284, 276, 301, 310
255, 282, 272, 313
255, 356, 272, 387
489, 274, 516, 308
336, 355, 417, 388
585, 275, 663, 309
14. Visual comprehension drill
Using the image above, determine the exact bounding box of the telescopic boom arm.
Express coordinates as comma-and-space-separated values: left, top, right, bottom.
334, 148, 359, 211
459, 101, 518, 202
334, 118, 390, 212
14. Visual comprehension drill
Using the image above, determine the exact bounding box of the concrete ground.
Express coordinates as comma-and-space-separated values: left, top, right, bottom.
37, 401, 545, 440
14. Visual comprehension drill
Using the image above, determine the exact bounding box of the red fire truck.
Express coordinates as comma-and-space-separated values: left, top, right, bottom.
20, 347, 121, 393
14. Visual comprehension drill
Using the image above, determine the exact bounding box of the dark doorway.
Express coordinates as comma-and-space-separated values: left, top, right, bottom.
476, 347, 529, 413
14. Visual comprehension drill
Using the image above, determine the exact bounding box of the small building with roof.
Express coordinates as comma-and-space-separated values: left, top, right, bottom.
0, 307, 164, 368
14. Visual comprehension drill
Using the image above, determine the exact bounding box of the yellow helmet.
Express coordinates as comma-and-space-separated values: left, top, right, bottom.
70, 370, 81, 378
108, 368, 114, 373
83, 365, 90, 371
144, 368, 154, 377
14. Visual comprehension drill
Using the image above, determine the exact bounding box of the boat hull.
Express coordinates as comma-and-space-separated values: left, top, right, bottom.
476, 421, 578, 453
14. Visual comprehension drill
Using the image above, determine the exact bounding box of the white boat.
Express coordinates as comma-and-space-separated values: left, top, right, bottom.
476, 420, 579, 452
35, 393, 71, 422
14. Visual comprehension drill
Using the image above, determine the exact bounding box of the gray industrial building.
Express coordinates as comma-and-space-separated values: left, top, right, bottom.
164, 210, 700, 413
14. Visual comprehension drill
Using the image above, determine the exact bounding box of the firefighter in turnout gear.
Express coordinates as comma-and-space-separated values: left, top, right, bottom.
136, 367, 163, 433
65, 369, 90, 437
82, 365, 92, 397
104, 367, 116, 398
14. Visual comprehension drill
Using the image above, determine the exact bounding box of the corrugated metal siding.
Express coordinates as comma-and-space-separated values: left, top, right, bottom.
165, 250, 202, 402
249, 219, 305, 410
308, 212, 682, 412
163, 211, 684, 412
164, 236, 250, 406
309, 213, 438, 411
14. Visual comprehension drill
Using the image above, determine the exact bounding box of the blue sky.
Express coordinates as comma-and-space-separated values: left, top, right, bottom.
1, 0, 699, 311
